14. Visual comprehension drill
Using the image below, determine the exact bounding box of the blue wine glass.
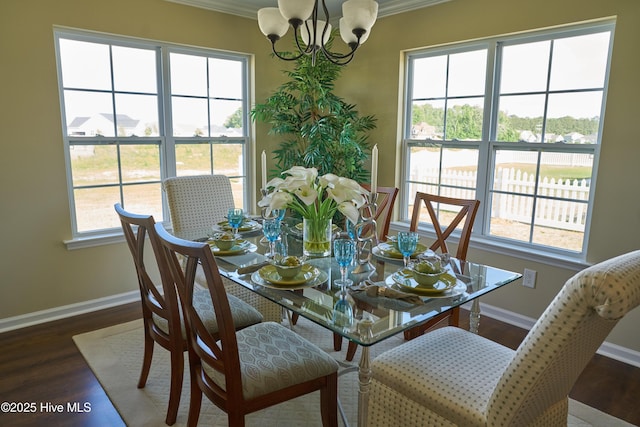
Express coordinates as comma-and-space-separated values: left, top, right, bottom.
333, 238, 356, 294
227, 208, 244, 236
397, 231, 419, 268
262, 218, 281, 259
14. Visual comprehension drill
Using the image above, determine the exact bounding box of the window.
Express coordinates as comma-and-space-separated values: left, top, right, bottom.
55, 29, 251, 238
402, 21, 613, 257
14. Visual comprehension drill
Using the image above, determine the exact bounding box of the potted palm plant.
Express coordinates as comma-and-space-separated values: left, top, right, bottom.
251, 34, 377, 183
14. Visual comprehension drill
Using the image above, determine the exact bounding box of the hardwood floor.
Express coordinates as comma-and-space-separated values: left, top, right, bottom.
0, 302, 638, 426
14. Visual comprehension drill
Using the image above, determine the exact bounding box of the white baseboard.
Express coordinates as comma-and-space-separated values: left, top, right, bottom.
464, 302, 640, 369
0, 290, 140, 334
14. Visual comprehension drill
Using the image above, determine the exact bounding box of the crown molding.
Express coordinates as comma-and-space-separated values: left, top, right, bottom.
164, 0, 451, 20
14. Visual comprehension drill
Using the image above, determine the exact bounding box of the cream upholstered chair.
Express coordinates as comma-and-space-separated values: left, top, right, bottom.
154, 223, 339, 427
162, 175, 282, 322
367, 250, 640, 427
114, 203, 262, 425
163, 174, 235, 241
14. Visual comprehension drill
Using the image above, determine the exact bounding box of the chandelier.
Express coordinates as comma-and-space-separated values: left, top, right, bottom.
257, 0, 379, 66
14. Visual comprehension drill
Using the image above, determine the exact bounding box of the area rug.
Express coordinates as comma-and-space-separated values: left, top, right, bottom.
74, 318, 634, 427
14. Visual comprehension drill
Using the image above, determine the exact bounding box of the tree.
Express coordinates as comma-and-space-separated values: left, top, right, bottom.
224, 107, 243, 129
250, 35, 377, 183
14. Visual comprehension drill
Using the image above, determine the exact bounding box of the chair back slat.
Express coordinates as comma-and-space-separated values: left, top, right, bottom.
409, 192, 480, 261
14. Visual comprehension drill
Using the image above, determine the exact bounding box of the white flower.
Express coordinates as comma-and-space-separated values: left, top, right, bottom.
258, 166, 370, 224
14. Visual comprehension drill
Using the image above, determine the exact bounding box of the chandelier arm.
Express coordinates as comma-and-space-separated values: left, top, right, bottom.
270, 41, 307, 62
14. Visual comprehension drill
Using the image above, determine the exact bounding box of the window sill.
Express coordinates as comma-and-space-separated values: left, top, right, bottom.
64, 232, 125, 250
388, 221, 589, 272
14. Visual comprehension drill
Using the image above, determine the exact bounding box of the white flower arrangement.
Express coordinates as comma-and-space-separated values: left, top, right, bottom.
258, 166, 369, 225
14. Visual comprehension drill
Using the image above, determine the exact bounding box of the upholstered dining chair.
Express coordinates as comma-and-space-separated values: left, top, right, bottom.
368, 250, 640, 427
162, 174, 282, 323
153, 222, 340, 427
333, 185, 399, 361
403, 192, 480, 340
115, 203, 263, 425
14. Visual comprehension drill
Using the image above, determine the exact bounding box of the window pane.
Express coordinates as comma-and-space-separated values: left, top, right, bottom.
412, 56, 447, 99
546, 92, 601, 143
489, 192, 534, 241
212, 143, 243, 175
500, 41, 550, 93
490, 151, 537, 241
112, 46, 157, 93
120, 144, 161, 183
59, 39, 111, 90
550, 32, 610, 91
122, 184, 164, 221
172, 97, 208, 136
176, 143, 211, 175
65, 90, 115, 137
408, 146, 439, 184
441, 147, 478, 196
114, 94, 159, 136
532, 198, 586, 252
210, 99, 243, 136
497, 94, 546, 142
209, 57, 243, 99
448, 50, 487, 97
74, 186, 121, 232
71, 145, 119, 186
411, 100, 445, 139
170, 53, 207, 96
445, 99, 484, 140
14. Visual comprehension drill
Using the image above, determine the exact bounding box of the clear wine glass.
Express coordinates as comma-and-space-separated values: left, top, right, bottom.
397, 231, 419, 268
262, 218, 281, 259
333, 238, 356, 295
227, 208, 244, 236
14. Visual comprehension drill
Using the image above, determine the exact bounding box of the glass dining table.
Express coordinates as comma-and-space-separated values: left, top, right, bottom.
188, 217, 522, 427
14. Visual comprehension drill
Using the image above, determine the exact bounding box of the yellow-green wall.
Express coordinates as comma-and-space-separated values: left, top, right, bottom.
1, 0, 639, 356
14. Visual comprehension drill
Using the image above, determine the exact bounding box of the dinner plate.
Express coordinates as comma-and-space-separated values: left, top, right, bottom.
217, 219, 262, 233
375, 241, 428, 259
385, 270, 466, 297
207, 239, 256, 256
258, 264, 320, 285
251, 266, 329, 290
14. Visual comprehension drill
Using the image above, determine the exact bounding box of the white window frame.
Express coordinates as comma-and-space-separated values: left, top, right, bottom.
54, 28, 253, 248
399, 20, 614, 264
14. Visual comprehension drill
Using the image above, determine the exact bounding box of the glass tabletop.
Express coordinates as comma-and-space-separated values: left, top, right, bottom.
188, 218, 522, 348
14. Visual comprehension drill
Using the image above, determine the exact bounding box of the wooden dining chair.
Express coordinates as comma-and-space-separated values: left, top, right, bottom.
368, 250, 640, 426
403, 192, 480, 340
153, 223, 340, 427
162, 174, 282, 323
333, 185, 399, 360
114, 203, 263, 425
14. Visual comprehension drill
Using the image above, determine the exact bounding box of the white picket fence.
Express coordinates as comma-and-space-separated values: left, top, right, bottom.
411, 168, 590, 232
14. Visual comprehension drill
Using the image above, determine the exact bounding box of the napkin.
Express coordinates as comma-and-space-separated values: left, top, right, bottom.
351, 281, 424, 305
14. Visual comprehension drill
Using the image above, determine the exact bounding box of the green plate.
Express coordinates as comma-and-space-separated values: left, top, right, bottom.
207, 239, 253, 255
377, 241, 428, 259
217, 219, 261, 232
258, 264, 320, 285
392, 269, 457, 296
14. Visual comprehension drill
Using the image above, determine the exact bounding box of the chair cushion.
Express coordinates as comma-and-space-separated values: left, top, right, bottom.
152, 286, 263, 338
372, 326, 514, 426
204, 322, 339, 399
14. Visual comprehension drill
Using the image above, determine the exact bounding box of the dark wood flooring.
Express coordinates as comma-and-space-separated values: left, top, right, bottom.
0, 302, 638, 426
